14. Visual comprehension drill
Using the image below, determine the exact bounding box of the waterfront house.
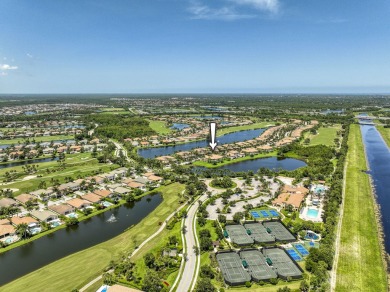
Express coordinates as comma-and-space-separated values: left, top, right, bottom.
31, 210, 59, 223
127, 181, 145, 189
93, 189, 113, 199
49, 204, 75, 216
10, 216, 40, 229
66, 198, 91, 210
0, 225, 16, 241
114, 186, 131, 196
82, 193, 103, 204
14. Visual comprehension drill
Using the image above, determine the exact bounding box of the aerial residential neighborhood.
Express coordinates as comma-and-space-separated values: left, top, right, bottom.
1, 1, 389, 292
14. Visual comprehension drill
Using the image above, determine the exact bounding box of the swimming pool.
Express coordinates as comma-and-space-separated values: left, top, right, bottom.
67, 213, 78, 218
102, 201, 113, 207
51, 221, 61, 227
306, 208, 319, 218
4, 237, 14, 244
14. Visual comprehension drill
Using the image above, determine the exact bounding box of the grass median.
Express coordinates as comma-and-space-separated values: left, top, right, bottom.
335, 124, 387, 292
1, 182, 185, 292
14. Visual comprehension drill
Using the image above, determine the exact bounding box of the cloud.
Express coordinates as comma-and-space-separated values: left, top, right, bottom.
26, 53, 33, 58
229, 0, 279, 13
188, 1, 254, 20
0, 72, 7, 76
0, 64, 18, 70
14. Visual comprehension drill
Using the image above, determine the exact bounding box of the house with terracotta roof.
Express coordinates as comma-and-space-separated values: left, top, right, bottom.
10, 216, 40, 228
272, 192, 305, 211
93, 189, 113, 198
14, 194, 35, 205
0, 225, 16, 240
49, 204, 75, 216
66, 198, 91, 210
0, 198, 18, 208
82, 193, 103, 204
127, 181, 145, 189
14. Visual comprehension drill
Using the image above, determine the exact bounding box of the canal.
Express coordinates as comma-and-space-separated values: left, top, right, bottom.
360, 124, 390, 253
0, 193, 162, 285
138, 128, 266, 159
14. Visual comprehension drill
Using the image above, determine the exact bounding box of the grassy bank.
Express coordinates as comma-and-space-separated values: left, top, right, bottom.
1, 183, 185, 292
148, 120, 172, 134
217, 122, 274, 136
0, 135, 74, 146
377, 126, 390, 148
303, 125, 341, 147
335, 124, 387, 292
192, 151, 278, 168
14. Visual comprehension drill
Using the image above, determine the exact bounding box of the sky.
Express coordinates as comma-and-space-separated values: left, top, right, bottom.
0, 0, 390, 94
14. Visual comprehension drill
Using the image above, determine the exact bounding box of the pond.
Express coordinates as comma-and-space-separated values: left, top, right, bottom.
0, 193, 162, 285
0, 157, 59, 170
170, 123, 190, 130
138, 128, 266, 159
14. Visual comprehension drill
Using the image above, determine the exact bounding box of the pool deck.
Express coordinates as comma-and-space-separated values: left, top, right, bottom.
299, 196, 323, 222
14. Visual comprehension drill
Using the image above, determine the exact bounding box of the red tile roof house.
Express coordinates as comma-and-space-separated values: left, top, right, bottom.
49, 204, 75, 216
82, 193, 103, 204
14, 193, 36, 206
93, 189, 114, 199
10, 216, 40, 228
66, 198, 91, 210
0, 225, 16, 241
0, 198, 18, 208
127, 181, 145, 189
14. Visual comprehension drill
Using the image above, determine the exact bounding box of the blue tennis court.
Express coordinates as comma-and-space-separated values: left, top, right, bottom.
250, 211, 260, 218
294, 244, 309, 256
260, 210, 270, 217
286, 249, 302, 261
269, 210, 279, 217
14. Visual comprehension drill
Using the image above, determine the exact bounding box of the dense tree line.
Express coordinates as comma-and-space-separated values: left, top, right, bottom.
304, 123, 350, 291
84, 114, 156, 140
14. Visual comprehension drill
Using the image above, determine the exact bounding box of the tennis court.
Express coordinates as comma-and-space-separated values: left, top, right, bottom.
225, 225, 254, 246
216, 252, 251, 286
239, 250, 277, 281
260, 210, 270, 217
286, 249, 302, 261
262, 248, 303, 279
244, 223, 275, 244
250, 209, 280, 219
262, 221, 296, 242
294, 244, 309, 256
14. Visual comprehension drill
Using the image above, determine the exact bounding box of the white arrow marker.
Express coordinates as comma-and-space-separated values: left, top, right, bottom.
209, 122, 218, 151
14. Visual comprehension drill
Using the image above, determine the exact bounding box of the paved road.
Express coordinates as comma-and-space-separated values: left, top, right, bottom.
176, 194, 207, 292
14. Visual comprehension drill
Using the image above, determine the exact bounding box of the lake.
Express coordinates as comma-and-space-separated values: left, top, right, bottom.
0, 157, 59, 170
360, 124, 390, 253
138, 128, 266, 159
170, 123, 190, 130
0, 193, 162, 285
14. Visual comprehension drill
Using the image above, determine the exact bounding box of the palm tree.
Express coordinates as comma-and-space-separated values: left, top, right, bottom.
16, 223, 29, 239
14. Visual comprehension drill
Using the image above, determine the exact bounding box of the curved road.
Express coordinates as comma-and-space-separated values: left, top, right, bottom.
176, 193, 208, 292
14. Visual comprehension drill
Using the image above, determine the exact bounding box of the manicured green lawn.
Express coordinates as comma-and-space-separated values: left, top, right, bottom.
127, 217, 183, 289
377, 125, 390, 148
1, 183, 185, 292
0, 135, 74, 145
303, 125, 340, 146
148, 120, 172, 134
217, 122, 274, 136
335, 124, 387, 292
193, 151, 278, 168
